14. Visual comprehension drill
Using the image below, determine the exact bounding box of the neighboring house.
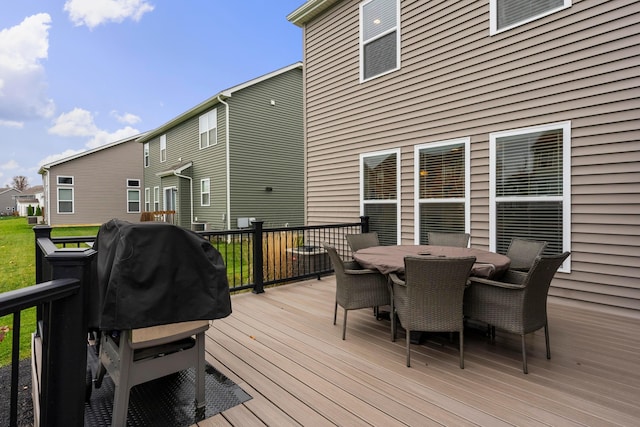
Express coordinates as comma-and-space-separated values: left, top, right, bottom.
0, 187, 20, 216
39, 135, 145, 226
15, 185, 44, 217
288, 1, 639, 316
138, 62, 304, 231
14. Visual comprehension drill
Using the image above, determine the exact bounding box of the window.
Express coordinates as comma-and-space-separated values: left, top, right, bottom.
360, 0, 400, 82
57, 188, 73, 213
153, 186, 159, 211
127, 189, 140, 213
490, 121, 571, 271
490, 0, 571, 34
144, 143, 149, 167
414, 139, 470, 244
200, 178, 210, 206
57, 176, 73, 185
199, 109, 217, 149
360, 149, 400, 245
160, 134, 167, 162
144, 188, 150, 211
127, 179, 140, 187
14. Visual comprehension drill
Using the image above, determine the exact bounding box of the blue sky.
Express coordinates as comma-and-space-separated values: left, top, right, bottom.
0, 0, 303, 188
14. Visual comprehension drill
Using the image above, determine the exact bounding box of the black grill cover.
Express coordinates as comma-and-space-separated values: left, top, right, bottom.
90, 219, 231, 330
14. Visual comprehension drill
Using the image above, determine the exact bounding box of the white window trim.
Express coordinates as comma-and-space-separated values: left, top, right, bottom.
144, 143, 149, 167
413, 138, 471, 244
489, 121, 572, 272
127, 189, 141, 213
489, 0, 572, 36
200, 178, 211, 207
359, 0, 401, 83
199, 109, 217, 149
153, 186, 160, 211
57, 187, 74, 214
57, 175, 74, 185
144, 187, 151, 211
160, 134, 167, 163
360, 148, 401, 244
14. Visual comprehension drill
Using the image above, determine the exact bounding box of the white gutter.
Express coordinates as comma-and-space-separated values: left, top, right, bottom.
217, 95, 231, 230
173, 170, 193, 225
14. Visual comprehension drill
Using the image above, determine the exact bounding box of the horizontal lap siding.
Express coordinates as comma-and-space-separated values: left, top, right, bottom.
303, 0, 640, 313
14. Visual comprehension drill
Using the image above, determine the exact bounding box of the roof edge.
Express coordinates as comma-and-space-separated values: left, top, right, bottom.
137, 62, 303, 144
287, 0, 341, 27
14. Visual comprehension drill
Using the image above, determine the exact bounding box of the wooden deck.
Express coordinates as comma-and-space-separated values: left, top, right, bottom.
196, 276, 640, 426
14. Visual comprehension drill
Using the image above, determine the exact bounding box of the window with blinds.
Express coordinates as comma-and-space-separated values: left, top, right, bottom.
491, 0, 570, 34
360, 0, 400, 82
415, 139, 469, 244
199, 109, 217, 149
361, 149, 399, 245
490, 122, 571, 270
160, 134, 167, 162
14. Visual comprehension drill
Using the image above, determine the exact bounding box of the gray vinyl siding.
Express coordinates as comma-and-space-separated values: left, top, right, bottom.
300, 0, 640, 315
46, 140, 142, 226
227, 67, 304, 227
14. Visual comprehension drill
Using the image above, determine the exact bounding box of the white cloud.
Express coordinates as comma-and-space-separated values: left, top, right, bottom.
85, 126, 139, 149
111, 110, 141, 125
48, 108, 99, 137
64, 0, 155, 29
0, 14, 55, 121
1, 159, 19, 170
0, 120, 24, 128
38, 148, 87, 168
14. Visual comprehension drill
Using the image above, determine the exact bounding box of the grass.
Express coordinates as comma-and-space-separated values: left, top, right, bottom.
0, 217, 99, 366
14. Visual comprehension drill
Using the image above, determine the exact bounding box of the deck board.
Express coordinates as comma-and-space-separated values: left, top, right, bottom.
195, 276, 640, 426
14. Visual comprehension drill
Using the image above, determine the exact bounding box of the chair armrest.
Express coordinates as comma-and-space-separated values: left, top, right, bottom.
344, 260, 363, 270
388, 273, 406, 287
345, 268, 381, 275
469, 276, 525, 290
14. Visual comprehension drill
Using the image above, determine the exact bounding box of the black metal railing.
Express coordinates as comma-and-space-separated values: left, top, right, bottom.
1, 217, 369, 425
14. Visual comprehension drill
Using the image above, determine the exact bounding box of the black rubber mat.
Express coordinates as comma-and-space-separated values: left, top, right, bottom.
84, 353, 251, 426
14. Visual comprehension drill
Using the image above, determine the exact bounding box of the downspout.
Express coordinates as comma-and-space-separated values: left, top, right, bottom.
217, 94, 231, 230
173, 170, 193, 226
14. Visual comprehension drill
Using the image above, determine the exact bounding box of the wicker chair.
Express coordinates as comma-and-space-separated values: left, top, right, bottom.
389, 256, 476, 368
323, 243, 390, 340
427, 231, 470, 247
345, 232, 380, 252
464, 251, 570, 373
506, 238, 547, 272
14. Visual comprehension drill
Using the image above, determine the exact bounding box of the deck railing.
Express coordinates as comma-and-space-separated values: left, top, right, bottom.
1, 217, 369, 425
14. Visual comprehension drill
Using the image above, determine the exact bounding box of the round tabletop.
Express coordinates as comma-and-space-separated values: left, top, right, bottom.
353, 245, 511, 278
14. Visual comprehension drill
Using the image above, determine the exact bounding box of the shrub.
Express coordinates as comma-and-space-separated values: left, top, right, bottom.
27, 205, 34, 216
35, 205, 42, 216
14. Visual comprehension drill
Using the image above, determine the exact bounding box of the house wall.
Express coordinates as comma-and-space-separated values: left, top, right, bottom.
46, 140, 142, 226
227, 67, 304, 228
300, 0, 640, 314
0, 188, 20, 215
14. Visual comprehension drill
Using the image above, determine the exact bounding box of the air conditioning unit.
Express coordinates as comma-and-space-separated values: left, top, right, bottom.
237, 217, 256, 228
191, 222, 208, 232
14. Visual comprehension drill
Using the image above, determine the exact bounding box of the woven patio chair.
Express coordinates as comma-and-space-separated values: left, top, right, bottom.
323, 243, 390, 340
427, 231, 470, 247
346, 231, 380, 252
389, 256, 476, 368
506, 238, 547, 272
464, 251, 570, 373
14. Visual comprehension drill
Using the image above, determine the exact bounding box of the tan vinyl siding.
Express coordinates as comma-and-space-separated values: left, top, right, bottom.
301, 0, 640, 314
46, 140, 142, 226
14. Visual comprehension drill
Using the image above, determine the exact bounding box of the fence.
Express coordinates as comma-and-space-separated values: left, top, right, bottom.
1, 217, 369, 425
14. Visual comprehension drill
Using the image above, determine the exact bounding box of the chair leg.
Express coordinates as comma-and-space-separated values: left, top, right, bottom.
342, 308, 348, 340
111, 332, 133, 427
195, 331, 206, 410
521, 334, 528, 374
333, 300, 338, 325
544, 320, 551, 360
406, 329, 411, 367
459, 330, 464, 369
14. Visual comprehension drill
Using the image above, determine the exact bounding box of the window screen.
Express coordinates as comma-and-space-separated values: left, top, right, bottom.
362, 150, 398, 245
361, 0, 399, 81
496, 0, 565, 31
58, 188, 73, 213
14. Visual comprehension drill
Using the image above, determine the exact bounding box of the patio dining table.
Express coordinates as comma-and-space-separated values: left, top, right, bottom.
353, 245, 510, 279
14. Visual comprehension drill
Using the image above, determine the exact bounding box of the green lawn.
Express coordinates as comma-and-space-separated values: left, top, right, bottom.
0, 217, 99, 366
